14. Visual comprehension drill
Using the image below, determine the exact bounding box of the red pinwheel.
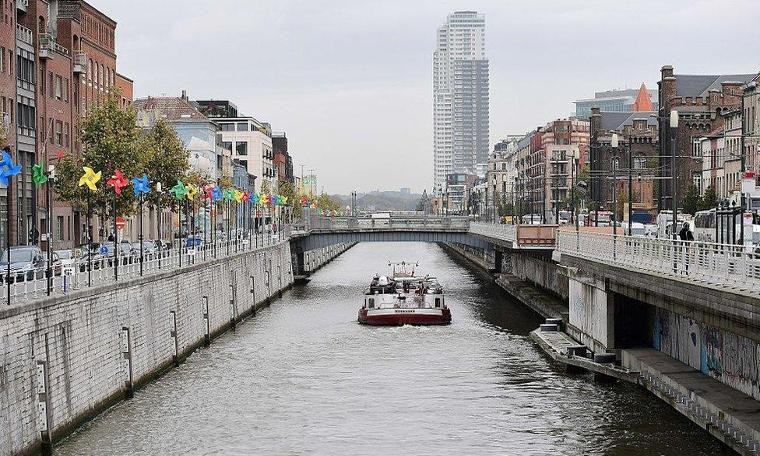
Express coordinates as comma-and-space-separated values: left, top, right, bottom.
203, 184, 215, 200
242, 191, 250, 203
107, 169, 129, 195
55, 149, 66, 161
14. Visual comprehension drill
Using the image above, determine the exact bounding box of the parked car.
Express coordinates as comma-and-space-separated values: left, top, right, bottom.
0, 246, 46, 283
186, 236, 204, 249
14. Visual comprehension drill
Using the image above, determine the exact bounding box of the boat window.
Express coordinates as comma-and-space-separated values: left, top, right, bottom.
368, 298, 375, 309
435, 297, 441, 308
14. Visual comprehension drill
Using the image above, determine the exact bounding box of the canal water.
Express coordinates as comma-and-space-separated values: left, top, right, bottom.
56, 242, 723, 455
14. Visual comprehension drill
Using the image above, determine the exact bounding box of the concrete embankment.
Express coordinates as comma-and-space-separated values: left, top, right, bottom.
440, 242, 567, 320
444, 241, 760, 455
0, 241, 351, 456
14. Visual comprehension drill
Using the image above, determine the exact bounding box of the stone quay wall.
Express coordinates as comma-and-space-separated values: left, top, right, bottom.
0, 241, 350, 456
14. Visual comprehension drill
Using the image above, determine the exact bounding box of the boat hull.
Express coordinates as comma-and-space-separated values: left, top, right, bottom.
358, 307, 451, 326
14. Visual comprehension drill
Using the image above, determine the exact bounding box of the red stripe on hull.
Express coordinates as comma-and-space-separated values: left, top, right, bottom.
358, 308, 451, 326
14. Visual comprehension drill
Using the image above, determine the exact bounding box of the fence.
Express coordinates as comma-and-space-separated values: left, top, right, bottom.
557, 231, 760, 293
2, 228, 290, 306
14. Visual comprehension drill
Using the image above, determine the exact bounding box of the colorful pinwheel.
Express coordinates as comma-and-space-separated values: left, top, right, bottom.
223, 188, 235, 202
261, 194, 271, 206
280, 196, 288, 206
299, 195, 310, 207
131, 174, 151, 196
233, 189, 243, 203
272, 195, 281, 206
251, 193, 261, 205
241, 191, 250, 203
78, 167, 101, 192
55, 150, 65, 161
0, 151, 22, 186
211, 186, 223, 202
170, 180, 188, 199
203, 184, 215, 200
107, 169, 129, 195
186, 183, 199, 200
32, 164, 48, 186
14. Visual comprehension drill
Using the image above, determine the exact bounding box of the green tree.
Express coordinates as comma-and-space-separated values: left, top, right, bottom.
699, 186, 717, 211
142, 119, 190, 210
55, 92, 143, 217
278, 181, 301, 218
682, 184, 700, 215
260, 178, 271, 195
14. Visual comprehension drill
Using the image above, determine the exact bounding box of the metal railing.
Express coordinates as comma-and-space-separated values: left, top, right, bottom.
298, 215, 471, 232
557, 231, 760, 293
2, 228, 291, 306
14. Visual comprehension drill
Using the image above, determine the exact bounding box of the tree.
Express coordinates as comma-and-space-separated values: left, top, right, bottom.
260, 178, 271, 195
55, 92, 143, 217
278, 181, 301, 219
699, 186, 717, 211
682, 184, 700, 215
142, 119, 190, 210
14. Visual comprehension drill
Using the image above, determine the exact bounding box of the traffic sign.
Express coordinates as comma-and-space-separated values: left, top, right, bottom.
116, 216, 126, 231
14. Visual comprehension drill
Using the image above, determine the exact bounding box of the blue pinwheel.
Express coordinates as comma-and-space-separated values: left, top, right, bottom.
0, 151, 22, 186
211, 186, 223, 202
131, 174, 151, 196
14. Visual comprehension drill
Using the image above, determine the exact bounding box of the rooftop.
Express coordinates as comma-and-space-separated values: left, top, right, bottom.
133, 96, 208, 123
674, 73, 757, 97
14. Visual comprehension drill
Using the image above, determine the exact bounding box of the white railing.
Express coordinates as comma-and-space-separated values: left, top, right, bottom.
15, 24, 32, 45
302, 215, 471, 231
469, 222, 517, 243
557, 231, 760, 293
2, 228, 291, 306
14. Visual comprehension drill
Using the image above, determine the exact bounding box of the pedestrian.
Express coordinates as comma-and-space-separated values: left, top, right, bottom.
678, 221, 693, 275
678, 221, 693, 241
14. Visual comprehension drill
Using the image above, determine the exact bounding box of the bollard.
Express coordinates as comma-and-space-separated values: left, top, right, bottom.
121, 327, 134, 399
202, 296, 210, 347
539, 323, 558, 332
170, 310, 179, 367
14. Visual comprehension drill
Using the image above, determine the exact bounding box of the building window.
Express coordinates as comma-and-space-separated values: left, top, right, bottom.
54, 75, 62, 100
55, 120, 62, 145
56, 216, 64, 241
64, 78, 69, 102
236, 142, 248, 156
64, 122, 70, 147
219, 123, 234, 131
236, 122, 248, 131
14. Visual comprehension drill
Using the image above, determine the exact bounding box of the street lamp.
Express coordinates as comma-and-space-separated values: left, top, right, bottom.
611, 133, 620, 235
670, 110, 679, 240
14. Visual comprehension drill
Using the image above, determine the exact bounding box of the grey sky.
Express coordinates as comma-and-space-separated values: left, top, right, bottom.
99, 0, 759, 194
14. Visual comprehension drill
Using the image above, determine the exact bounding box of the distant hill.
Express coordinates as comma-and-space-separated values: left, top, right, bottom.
331, 190, 423, 212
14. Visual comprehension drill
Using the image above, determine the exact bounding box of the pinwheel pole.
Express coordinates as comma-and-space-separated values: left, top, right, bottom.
203, 197, 208, 261
45, 168, 52, 295
2, 148, 22, 305
86, 191, 92, 287
112, 194, 118, 281
226, 199, 231, 256
156, 183, 162, 270
184, 198, 190, 264
139, 194, 145, 275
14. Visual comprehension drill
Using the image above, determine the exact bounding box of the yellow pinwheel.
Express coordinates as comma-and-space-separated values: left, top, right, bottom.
186, 183, 199, 200
233, 189, 243, 203
78, 167, 101, 192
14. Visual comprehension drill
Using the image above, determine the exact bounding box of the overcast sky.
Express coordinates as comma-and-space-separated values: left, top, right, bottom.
98, 0, 759, 194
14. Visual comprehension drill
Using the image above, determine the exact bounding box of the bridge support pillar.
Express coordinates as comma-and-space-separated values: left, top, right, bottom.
567, 272, 616, 355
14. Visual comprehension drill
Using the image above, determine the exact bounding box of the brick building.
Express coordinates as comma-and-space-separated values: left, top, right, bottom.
657, 65, 754, 211
272, 132, 293, 185
589, 107, 659, 218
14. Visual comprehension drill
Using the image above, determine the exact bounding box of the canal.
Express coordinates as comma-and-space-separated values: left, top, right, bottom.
55, 242, 723, 455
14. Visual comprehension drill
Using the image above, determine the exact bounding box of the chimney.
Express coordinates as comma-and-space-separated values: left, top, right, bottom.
590, 107, 601, 137
660, 65, 677, 111
181, 89, 188, 100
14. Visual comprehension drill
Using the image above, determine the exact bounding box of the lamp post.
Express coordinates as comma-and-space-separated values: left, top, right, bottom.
155, 182, 162, 269
670, 110, 679, 240
611, 133, 620, 236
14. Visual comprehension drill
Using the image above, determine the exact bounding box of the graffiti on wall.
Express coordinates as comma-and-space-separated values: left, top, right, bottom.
653, 307, 760, 401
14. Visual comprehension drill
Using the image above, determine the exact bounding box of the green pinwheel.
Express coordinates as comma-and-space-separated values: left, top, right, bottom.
170, 180, 188, 200
32, 164, 48, 186
223, 188, 235, 202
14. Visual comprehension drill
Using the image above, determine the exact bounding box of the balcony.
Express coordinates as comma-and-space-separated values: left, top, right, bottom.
73, 51, 87, 74
16, 0, 28, 12
15, 24, 32, 46
38, 33, 52, 59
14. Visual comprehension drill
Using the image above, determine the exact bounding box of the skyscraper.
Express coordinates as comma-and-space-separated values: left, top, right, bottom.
433, 11, 490, 194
